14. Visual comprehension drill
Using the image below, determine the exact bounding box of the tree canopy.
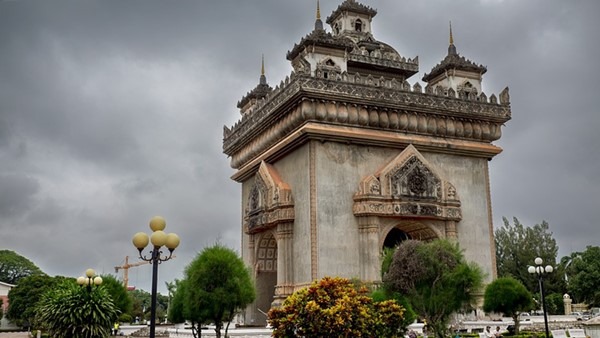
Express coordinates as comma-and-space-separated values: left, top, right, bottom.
483, 277, 534, 334
564, 246, 600, 307
0, 250, 43, 285
100, 274, 132, 321
495, 217, 564, 295
268, 276, 407, 338
181, 244, 255, 338
384, 239, 484, 338
6, 274, 67, 327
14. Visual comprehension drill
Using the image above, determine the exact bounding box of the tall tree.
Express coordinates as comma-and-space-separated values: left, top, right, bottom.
167, 279, 186, 325
483, 277, 534, 334
0, 250, 43, 284
384, 240, 484, 338
184, 244, 255, 338
6, 274, 67, 327
100, 274, 132, 321
564, 246, 600, 307
495, 217, 565, 296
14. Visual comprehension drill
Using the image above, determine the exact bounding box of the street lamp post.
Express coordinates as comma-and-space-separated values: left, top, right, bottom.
132, 216, 180, 338
77, 268, 103, 291
528, 257, 554, 338
77, 269, 103, 332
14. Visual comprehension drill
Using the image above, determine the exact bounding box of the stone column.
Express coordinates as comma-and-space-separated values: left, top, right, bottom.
358, 216, 380, 282
273, 222, 294, 306
445, 220, 457, 241
246, 234, 257, 324
564, 294, 572, 315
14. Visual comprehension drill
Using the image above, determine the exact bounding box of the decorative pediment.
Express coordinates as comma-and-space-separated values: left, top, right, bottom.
353, 145, 461, 220
245, 161, 294, 234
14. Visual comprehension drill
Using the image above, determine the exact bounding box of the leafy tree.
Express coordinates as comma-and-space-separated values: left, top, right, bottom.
373, 247, 417, 331
184, 244, 255, 338
129, 289, 150, 321
565, 246, 600, 307
128, 288, 169, 323
483, 277, 534, 334
384, 239, 484, 338
268, 277, 407, 338
167, 279, 186, 325
495, 217, 565, 296
545, 293, 565, 315
34, 279, 119, 337
0, 250, 43, 285
100, 274, 132, 321
6, 274, 67, 327
0, 298, 4, 320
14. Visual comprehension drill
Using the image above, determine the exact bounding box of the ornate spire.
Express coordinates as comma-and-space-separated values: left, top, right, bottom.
448, 21, 457, 55
260, 54, 266, 85
314, 0, 324, 31
317, 0, 321, 20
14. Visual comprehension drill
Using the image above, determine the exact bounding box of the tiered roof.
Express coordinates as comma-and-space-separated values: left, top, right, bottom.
422, 25, 487, 82
326, 0, 377, 24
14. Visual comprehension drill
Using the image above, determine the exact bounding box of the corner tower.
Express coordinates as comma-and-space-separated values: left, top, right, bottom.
223, 1, 511, 325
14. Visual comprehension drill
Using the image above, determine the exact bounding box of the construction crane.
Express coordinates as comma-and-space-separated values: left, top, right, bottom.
114, 256, 149, 290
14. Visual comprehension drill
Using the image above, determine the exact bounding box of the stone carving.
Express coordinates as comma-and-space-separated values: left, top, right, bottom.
369, 179, 381, 195
244, 162, 294, 234
390, 156, 440, 199
353, 145, 461, 221
223, 73, 511, 169
499, 87, 510, 105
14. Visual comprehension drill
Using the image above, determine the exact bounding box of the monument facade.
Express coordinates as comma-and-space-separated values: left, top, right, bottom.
223, 0, 511, 325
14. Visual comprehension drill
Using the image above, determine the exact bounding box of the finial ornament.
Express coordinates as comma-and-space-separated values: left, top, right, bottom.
260, 54, 267, 85
314, 0, 324, 31
317, 0, 321, 20
448, 21, 457, 55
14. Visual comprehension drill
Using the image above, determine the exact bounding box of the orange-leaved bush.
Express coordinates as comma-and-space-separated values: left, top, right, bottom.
268, 276, 406, 338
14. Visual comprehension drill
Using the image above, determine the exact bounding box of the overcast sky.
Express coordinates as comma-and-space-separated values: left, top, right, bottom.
1, 0, 598, 294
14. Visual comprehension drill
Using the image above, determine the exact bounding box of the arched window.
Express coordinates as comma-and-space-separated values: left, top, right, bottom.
355, 19, 362, 32
326, 59, 335, 66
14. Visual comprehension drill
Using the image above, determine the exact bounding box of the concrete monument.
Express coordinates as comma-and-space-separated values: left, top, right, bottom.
223, 0, 511, 325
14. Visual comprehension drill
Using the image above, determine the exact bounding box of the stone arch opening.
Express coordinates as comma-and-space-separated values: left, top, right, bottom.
383, 227, 410, 249
254, 231, 277, 325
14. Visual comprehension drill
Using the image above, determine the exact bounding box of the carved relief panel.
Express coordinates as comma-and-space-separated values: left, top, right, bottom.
245, 161, 295, 234
353, 144, 461, 221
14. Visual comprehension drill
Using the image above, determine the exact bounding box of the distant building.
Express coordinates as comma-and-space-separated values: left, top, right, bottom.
1, 281, 16, 328
223, 0, 511, 325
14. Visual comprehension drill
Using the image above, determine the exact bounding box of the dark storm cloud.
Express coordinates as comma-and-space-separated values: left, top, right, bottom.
0, 0, 598, 292
0, 174, 39, 218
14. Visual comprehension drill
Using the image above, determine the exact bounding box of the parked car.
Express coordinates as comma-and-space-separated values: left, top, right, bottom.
519, 312, 531, 321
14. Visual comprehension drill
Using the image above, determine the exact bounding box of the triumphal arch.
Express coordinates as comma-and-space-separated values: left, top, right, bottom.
222, 0, 511, 325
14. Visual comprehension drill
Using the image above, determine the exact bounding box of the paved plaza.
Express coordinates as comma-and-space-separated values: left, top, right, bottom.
0, 333, 28, 338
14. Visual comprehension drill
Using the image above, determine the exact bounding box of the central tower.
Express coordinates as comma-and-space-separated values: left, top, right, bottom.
223, 0, 511, 325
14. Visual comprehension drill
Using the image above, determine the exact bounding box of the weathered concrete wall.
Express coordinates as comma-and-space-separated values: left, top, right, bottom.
270, 143, 312, 285
314, 141, 399, 279
425, 152, 495, 282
